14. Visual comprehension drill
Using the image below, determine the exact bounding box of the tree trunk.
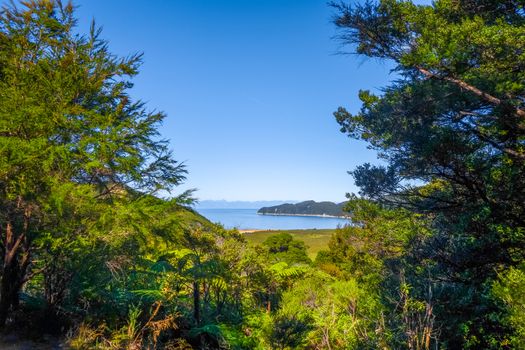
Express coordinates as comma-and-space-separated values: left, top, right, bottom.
0, 259, 20, 327
0, 221, 29, 328
193, 281, 200, 325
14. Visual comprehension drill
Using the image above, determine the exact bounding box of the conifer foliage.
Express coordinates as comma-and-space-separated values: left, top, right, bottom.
332, 0, 525, 347
2, 0, 524, 348
0, 0, 186, 327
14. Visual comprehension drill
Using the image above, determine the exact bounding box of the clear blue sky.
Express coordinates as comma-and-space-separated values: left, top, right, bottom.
26, 0, 431, 202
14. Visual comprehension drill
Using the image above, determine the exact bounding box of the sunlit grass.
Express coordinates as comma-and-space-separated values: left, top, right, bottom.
243, 229, 335, 259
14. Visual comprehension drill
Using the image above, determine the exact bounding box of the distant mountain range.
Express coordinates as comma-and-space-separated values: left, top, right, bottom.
257, 200, 349, 218
195, 200, 298, 209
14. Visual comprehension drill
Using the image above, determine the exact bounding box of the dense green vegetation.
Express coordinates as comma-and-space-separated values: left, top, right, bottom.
257, 201, 347, 217
0, 0, 524, 349
244, 229, 334, 259
331, 0, 525, 347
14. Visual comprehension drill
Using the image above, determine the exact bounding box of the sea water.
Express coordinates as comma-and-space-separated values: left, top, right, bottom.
197, 208, 349, 230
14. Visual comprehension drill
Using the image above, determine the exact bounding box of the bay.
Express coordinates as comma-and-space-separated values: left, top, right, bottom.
197, 208, 350, 230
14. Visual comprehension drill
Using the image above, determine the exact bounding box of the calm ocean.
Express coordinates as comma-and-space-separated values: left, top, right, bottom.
196, 208, 350, 230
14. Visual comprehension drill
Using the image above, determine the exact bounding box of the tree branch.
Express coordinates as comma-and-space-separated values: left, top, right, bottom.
417, 67, 525, 120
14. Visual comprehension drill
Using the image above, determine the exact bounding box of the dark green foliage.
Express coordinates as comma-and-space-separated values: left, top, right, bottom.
3, 0, 524, 348
0, 0, 190, 329
269, 314, 313, 350
258, 200, 348, 217
0, 0, 400, 348
331, 0, 525, 347
262, 233, 311, 265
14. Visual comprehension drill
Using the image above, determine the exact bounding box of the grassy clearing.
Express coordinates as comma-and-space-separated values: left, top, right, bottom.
243, 229, 336, 259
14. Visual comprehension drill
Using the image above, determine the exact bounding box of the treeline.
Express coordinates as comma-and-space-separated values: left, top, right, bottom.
257, 200, 347, 217
0, 0, 524, 349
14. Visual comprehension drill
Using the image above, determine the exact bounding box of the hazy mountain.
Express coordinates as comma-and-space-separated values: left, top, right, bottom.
195, 200, 298, 209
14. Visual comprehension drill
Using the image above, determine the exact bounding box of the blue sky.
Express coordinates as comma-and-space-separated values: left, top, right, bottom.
34, 1, 429, 202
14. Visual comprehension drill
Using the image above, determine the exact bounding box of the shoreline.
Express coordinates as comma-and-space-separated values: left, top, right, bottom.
238, 228, 338, 234
256, 212, 350, 219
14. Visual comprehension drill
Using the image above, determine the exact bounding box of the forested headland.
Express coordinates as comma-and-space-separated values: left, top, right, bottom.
0, 1, 524, 349
257, 201, 348, 217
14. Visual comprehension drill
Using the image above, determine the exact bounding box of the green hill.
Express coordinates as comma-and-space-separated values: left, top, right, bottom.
257, 200, 348, 217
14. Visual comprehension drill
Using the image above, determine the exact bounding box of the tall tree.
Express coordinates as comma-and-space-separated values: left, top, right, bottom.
331, 0, 525, 347
0, 0, 187, 326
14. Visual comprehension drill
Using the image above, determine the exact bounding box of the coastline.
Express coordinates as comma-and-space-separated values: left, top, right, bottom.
198, 208, 350, 231
238, 229, 267, 233
256, 212, 350, 219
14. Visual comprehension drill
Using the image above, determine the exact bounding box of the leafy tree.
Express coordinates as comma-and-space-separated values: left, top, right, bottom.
262, 233, 311, 265
492, 265, 525, 349
331, 0, 525, 347
0, 0, 188, 327
326, 199, 428, 283
278, 271, 386, 349
320, 198, 438, 349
